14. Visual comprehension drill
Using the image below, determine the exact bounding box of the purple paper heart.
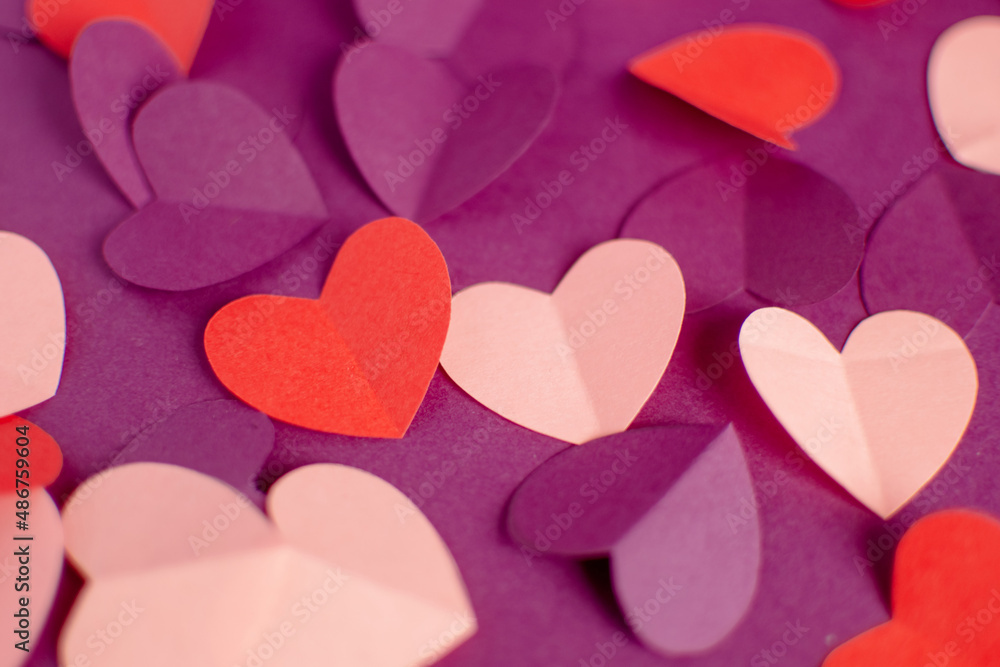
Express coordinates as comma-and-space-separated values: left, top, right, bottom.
352, 0, 482, 57
621, 155, 862, 312
335, 43, 557, 223
508, 424, 761, 656
70, 19, 181, 208
861, 161, 1000, 336
114, 399, 274, 502
103, 81, 329, 291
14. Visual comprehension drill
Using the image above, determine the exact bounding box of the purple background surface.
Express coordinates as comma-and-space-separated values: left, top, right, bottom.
3, 0, 1000, 665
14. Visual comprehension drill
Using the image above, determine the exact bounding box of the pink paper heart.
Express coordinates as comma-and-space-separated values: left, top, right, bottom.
69, 19, 181, 208
334, 43, 557, 223
739, 308, 978, 518
0, 232, 64, 417
60, 463, 476, 667
440, 239, 685, 444
103, 81, 329, 291
352, 0, 482, 57
508, 425, 760, 655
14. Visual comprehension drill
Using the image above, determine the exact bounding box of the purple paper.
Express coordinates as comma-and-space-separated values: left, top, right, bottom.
352, 0, 481, 57
621, 155, 862, 311
861, 160, 1000, 336
335, 43, 558, 222
103, 81, 330, 291
70, 19, 181, 208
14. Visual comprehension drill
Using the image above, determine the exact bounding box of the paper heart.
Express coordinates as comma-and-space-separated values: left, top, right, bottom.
861, 161, 1000, 338
824, 509, 1000, 666
335, 43, 557, 223
0, 417, 64, 666
70, 19, 181, 208
440, 239, 684, 444
508, 425, 760, 655
629, 24, 840, 149
929, 16, 1000, 176
0, 232, 65, 417
60, 462, 476, 667
26, 0, 212, 73
739, 308, 978, 518
205, 218, 451, 438
102, 81, 329, 291
621, 156, 861, 312
352, 0, 482, 57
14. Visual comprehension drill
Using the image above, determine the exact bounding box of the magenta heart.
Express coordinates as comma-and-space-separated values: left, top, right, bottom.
70, 19, 181, 208
621, 155, 861, 312
103, 81, 329, 291
508, 424, 761, 655
335, 43, 557, 223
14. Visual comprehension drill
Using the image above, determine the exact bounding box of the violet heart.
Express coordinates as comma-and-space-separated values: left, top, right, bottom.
103, 81, 329, 291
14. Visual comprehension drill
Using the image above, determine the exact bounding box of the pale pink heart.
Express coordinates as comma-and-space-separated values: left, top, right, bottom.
0, 232, 65, 417
928, 16, 1000, 175
1, 491, 63, 667
440, 239, 685, 444
739, 308, 978, 518
60, 463, 476, 667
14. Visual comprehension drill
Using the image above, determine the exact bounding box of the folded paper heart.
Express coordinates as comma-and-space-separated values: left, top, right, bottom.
861, 161, 1000, 337
823, 509, 1000, 666
621, 156, 861, 311
440, 239, 685, 444
0, 232, 65, 417
629, 24, 840, 149
929, 16, 1000, 176
352, 0, 482, 57
205, 217, 451, 438
102, 81, 329, 291
26, 0, 212, 73
508, 424, 760, 655
739, 308, 978, 518
335, 43, 557, 222
0, 417, 64, 667
60, 462, 477, 667
70, 19, 182, 208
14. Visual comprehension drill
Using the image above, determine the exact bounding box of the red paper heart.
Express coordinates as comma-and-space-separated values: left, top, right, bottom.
204, 218, 451, 438
824, 510, 1000, 666
0, 415, 62, 491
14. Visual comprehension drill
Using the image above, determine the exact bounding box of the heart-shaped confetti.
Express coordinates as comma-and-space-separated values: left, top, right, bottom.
740, 308, 978, 518
205, 217, 451, 438
335, 43, 557, 222
928, 16, 1000, 176
440, 239, 685, 444
60, 462, 476, 667
621, 156, 861, 312
824, 509, 1000, 666
26, 0, 213, 73
69, 19, 181, 208
508, 425, 760, 655
0, 232, 65, 417
102, 81, 329, 291
629, 24, 840, 149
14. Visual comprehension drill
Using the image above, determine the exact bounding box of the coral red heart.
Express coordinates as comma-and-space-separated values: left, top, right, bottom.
204, 218, 451, 438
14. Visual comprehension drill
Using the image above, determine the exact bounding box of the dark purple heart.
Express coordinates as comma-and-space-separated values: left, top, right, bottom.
508, 424, 761, 655
861, 161, 1000, 336
103, 81, 329, 291
70, 19, 181, 208
335, 43, 557, 223
621, 155, 862, 311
